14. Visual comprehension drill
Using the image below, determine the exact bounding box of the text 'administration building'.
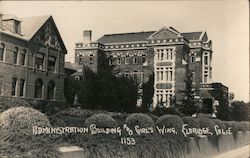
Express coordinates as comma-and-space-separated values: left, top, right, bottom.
74, 27, 222, 108
0, 14, 67, 102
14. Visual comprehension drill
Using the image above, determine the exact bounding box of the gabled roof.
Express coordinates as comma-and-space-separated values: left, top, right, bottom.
1, 14, 67, 53
21, 15, 51, 40
148, 26, 182, 39
181, 32, 203, 41
97, 31, 155, 44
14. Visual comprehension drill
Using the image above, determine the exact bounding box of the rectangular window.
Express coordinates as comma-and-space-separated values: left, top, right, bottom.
117, 57, 121, 65
160, 71, 163, 81
109, 58, 114, 65
15, 21, 19, 33
0, 44, 4, 61
157, 71, 159, 82
48, 56, 56, 72
133, 71, 138, 81
89, 54, 93, 65
20, 79, 25, 97
78, 55, 83, 65
204, 56, 208, 65
133, 57, 138, 64
35, 53, 44, 70
142, 56, 146, 64
125, 57, 129, 64
191, 55, 195, 63
11, 78, 17, 96
0, 76, 3, 94
13, 51, 18, 64
20, 51, 26, 66
204, 74, 208, 83
125, 71, 130, 78
170, 71, 173, 81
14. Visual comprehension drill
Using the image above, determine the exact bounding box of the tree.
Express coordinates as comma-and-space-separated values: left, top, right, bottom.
141, 74, 154, 112
64, 76, 81, 104
179, 72, 196, 116
76, 54, 138, 113
231, 101, 249, 121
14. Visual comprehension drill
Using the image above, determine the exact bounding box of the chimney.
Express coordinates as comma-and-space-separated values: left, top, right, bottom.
83, 30, 92, 43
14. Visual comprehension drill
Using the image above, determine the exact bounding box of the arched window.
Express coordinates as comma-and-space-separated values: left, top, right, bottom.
0, 43, 5, 61
20, 49, 26, 66
47, 81, 55, 100
35, 79, 43, 98
13, 47, 18, 64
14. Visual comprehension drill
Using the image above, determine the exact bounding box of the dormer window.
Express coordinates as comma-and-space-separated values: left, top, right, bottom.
2, 15, 22, 34
14, 21, 19, 33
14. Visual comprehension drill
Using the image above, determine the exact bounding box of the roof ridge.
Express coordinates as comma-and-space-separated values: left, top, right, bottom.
182, 31, 203, 34
20, 14, 51, 19
103, 31, 155, 36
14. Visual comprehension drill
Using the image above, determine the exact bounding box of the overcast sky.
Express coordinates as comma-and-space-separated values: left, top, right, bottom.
1, 1, 249, 102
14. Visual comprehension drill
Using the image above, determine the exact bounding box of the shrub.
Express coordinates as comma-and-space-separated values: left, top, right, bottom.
125, 113, 155, 128
85, 113, 117, 128
212, 119, 226, 130
156, 114, 184, 134
198, 117, 216, 135
182, 116, 200, 128
0, 107, 59, 158
238, 121, 250, 131
0, 97, 30, 113
57, 107, 95, 118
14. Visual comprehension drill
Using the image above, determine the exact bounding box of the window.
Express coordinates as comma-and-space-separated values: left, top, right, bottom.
0, 76, 3, 95
133, 71, 138, 81
47, 81, 55, 100
204, 56, 208, 65
109, 58, 114, 65
11, 78, 17, 96
35, 53, 44, 70
125, 57, 129, 64
48, 56, 56, 72
89, 54, 93, 64
142, 56, 146, 64
125, 71, 130, 78
20, 50, 26, 65
133, 57, 138, 64
78, 55, 83, 65
204, 74, 208, 83
14, 21, 19, 33
20, 79, 25, 97
35, 79, 43, 98
190, 54, 195, 63
13, 47, 18, 64
117, 57, 121, 65
0, 43, 5, 61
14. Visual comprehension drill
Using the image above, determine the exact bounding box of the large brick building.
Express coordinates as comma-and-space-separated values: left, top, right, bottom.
74, 27, 227, 109
0, 14, 67, 102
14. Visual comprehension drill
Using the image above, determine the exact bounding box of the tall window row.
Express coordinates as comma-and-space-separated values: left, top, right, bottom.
155, 90, 173, 107
11, 78, 25, 97
156, 67, 173, 82
109, 55, 146, 65
0, 43, 58, 72
9, 78, 56, 100
0, 43, 26, 65
202, 52, 211, 83
124, 71, 144, 83
155, 48, 174, 61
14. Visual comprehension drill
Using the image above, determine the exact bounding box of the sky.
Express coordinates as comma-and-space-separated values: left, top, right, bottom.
0, 0, 249, 102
